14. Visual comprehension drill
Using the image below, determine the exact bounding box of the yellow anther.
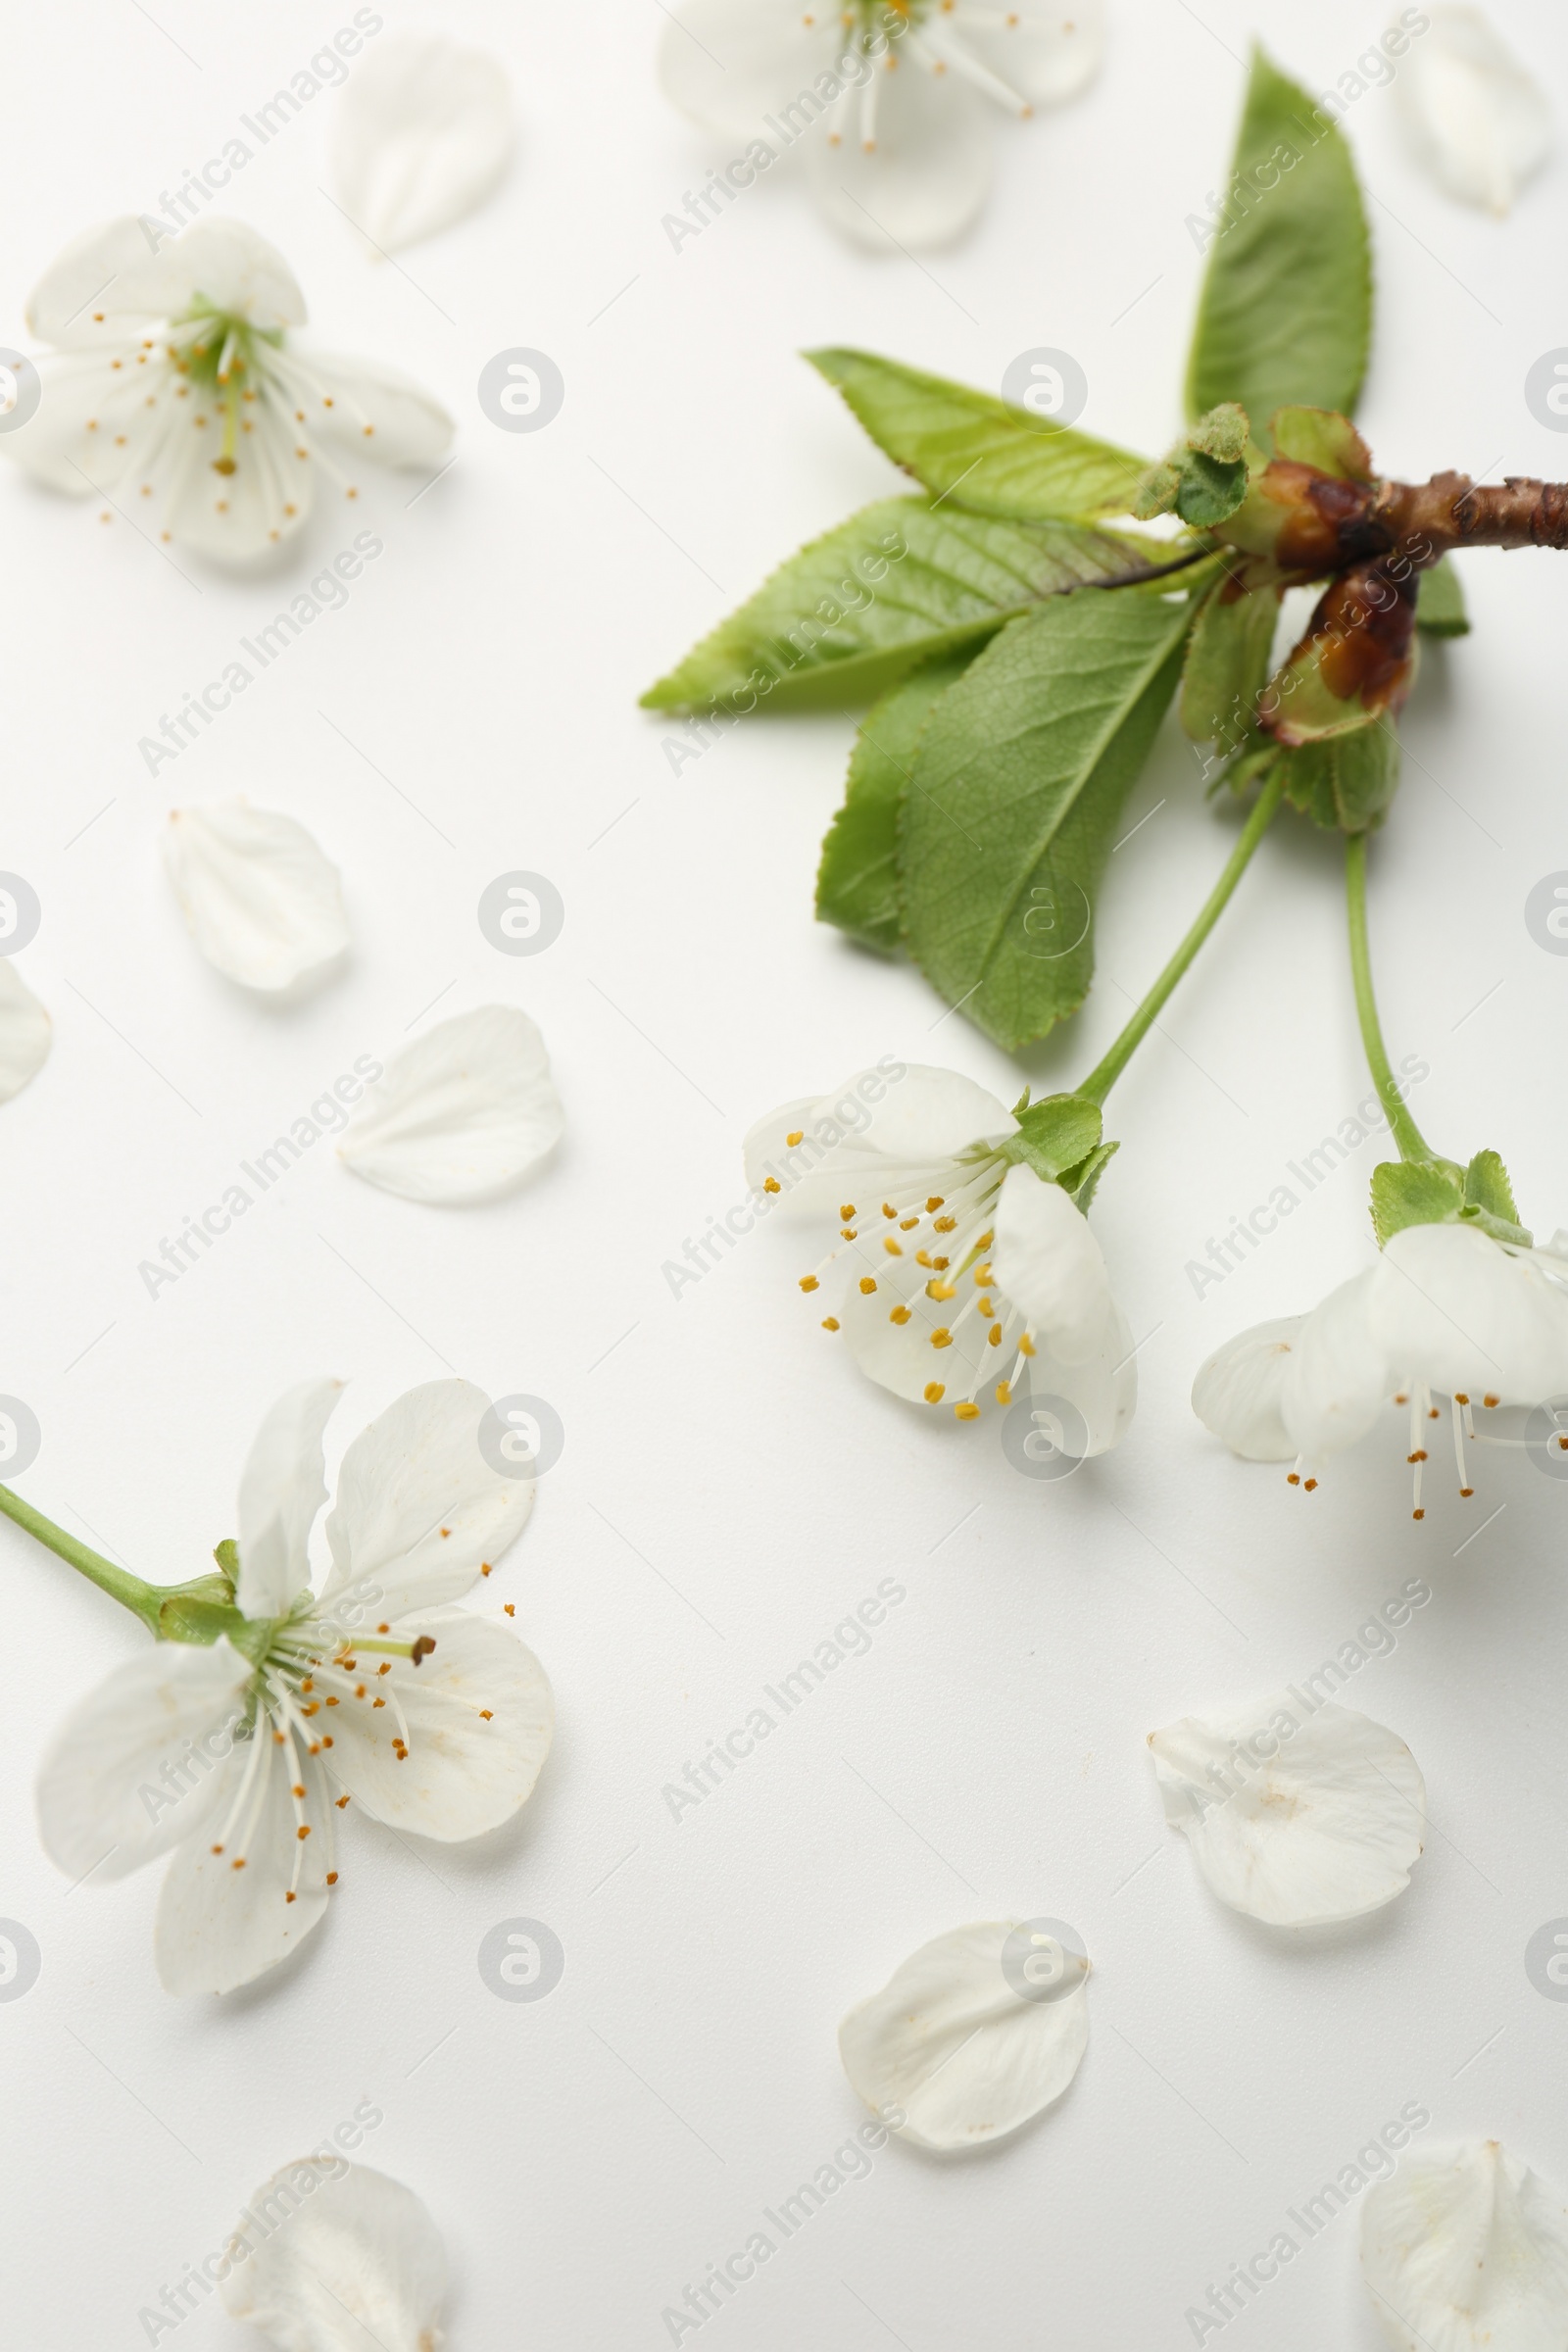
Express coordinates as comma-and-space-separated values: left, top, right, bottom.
786, 1130, 804, 1146
858, 1276, 877, 1295
883, 1237, 903, 1255
923, 1382, 945, 1403
925, 1196, 944, 1211
996, 1381, 1012, 1406
1018, 1333, 1037, 1357
955, 1402, 981, 1421
882, 1201, 898, 1219
930, 1328, 953, 1348
841, 1227, 858, 1241
927, 1280, 956, 1301
840, 1203, 857, 1221
821, 1316, 840, 1331
933, 1215, 956, 1233
763, 1177, 781, 1193
989, 1324, 1003, 1346
890, 1304, 911, 1325
799, 1275, 819, 1292
973, 1263, 994, 1285
915, 1250, 932, 1267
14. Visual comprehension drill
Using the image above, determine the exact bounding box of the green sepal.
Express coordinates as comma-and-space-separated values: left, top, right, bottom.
999, 1092, 1103, 1181
1461, 1150, 1532, 1246
1277, 723, 1400, 832
1416, 557, 1469, 638
1134, 406, 1250, 527
157, 1585, 249, 1647
1269, 406, 1373, 481
1059, 1137, 1120, 1211
212, 1538, 239, 1586
1176, 449, 1250, 528
1370, 1158, 1464, 1248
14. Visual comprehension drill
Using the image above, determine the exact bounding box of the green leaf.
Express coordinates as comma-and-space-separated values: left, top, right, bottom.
1269, 405, 1373, 480
807, 347, 1150, 522
1186, 47, 1372, 445
1002, 1092, 1103, 1181
899, 589, 1194, 1049
1416, 556, 1469, 638
640, 499, 1171, 714
1277, 722, 1400, 832
1175, 448, 1250, 527
1370, 1157, 1463, 1249
815, 654, 971, 953
1181, 580, 1279, 743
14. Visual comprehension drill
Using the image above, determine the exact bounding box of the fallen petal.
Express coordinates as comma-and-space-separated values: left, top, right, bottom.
839, 1918, 1089, 2152
1192, 1317, 1304, 1462
1361, 2139, 1568, 2351
332, 33, 513, 252
222, 2158, 449, 2349
0, 962, 50, 1102
165, 802, 349, 993
339, 1005, 564, 1204
1397, 6, 1550, 214
1150, 1692, 1426, 1926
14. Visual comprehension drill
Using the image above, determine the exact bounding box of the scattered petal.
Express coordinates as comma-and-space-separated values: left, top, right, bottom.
1397, 6, 1550, 214
1361, 2139, 1568, 2352
839, 1919, 1089, 2152
333, 33, 514, 252
165, 802, 349, 993
339, 1006, 564, 1205
222, 2158, 449, 2349
1192, 1316, 1304, 1461
0, 962, 50, 1102
1150, 1693, 1426, 1926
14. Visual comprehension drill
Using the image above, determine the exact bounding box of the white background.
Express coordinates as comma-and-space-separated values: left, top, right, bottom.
3, 2, 1568, 2345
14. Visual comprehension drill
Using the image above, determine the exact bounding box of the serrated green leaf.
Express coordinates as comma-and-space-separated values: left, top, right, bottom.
1186, 48, 1372, 445
1002, 1092, 1103, 1180
1060, 1137, 1120, 1211
1416, 556, 1469, 637
640, 500, 1173, 714
814, 654, 972, 953
807, 347, 1149, 522
1277, 722, 1400, 831
1269, 405, 1373, 481
1370, 1157, 1464, 1248
899, 590, 1194, 1050
1176, 448, 1250, 527
1181, 580, 1279, 744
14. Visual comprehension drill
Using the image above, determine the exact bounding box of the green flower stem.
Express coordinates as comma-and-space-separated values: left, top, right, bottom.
0, 1483, 226, 1639
1345, 831, 1436, 1164
1078, 766, 1287, 1106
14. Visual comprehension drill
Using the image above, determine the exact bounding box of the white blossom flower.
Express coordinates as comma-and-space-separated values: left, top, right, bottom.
745, 1063, 1135, 1447
36, 1378, 553, 1995
222, 2157, 448, 2350
1193, 1220, 1568, 1516
1149, 1691, 1426, 1926
1, 216, 453, 560
333, 33, 514, 254
1361, 2139, 1568, 2352
339, 1005, 564, 1205
1396, 6, 1550, 216
0, 962, 50, 1102
660, 0, 1102, 251
840, 1919, 1090, 2151
165, 800, 349, 993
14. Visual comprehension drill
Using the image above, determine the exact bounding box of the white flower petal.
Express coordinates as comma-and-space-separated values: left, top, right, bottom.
1398, 7, 1550, 215
1369, 1223, 1568, 1406
223, 2159, 448, 2352
325, 1609, 553, 1839
332, 33, 514, 253
276, 346, 455, 471
1026, 1298, 1137, 1458
26, 216, 306, 346
841, 1245, 985, 1405
155, 1743, 332, 1994
319, 1379, 534, 1620
659, 0, 840, 144
1281, 1266, 1392, 1459
0, 961, 50, 1102
1192, 1317, 1305, 1462
743, 1064, 1011, 1214
156, 391, 313, 562
36, 1638, 251, 1883
339, 1006, 564, 1205
235, 1380, 343, 1619
1361, 2140, 1568, 2352
1150, 1693, 1425, 1926
166, 802, 349, 993
992, 1164, 1113, 1363
806, 59, 992, 251
951, 0, 1102, 106
840, 1920, 1089, 2153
